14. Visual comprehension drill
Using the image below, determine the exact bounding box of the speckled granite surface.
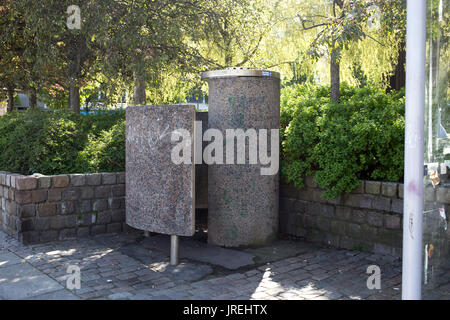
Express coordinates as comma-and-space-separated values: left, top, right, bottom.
205, 76, 280, 247
126, 105, 195, 236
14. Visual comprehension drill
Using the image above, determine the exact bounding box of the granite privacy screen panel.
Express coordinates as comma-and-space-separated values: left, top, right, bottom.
126, 105, 195, 236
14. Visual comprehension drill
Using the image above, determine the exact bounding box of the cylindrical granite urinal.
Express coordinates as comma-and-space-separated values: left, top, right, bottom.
201, 67, 280, 247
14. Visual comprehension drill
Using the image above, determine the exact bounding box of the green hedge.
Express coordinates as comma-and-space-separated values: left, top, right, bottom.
0, 109, 126, 175
1, 85, 405, 200
281, 83, 405, 199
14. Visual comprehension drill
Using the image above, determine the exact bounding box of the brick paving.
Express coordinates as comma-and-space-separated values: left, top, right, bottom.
0, 230, 448, 300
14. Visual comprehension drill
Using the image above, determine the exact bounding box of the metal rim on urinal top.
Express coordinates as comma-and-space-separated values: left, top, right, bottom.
201, 67, 280, 80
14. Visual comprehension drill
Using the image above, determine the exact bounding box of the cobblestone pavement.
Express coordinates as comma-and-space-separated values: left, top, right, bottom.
0, 230, 448, 300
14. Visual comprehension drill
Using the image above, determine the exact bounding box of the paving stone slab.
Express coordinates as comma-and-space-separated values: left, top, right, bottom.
141, 235, 256, 270
0, 263, 64, 299
120, 243, 213, 281
150, 262, 213, 282
0, 250, 25, 268
26, 289, 80, 300
108, 292, 134, 300
243, 240, 320, 264
119, 243, 168, 265
0, 232, 8, 243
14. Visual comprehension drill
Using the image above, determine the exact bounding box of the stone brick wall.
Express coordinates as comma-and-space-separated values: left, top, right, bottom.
0, 171, 127, 244
2, 167, 448, 251
280, 177, 449, 256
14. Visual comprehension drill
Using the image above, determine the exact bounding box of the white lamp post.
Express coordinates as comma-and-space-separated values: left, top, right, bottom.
402, 0, 427, 300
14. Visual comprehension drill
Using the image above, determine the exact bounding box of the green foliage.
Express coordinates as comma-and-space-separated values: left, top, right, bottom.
78, 119, 126, 173
281, 83, 405, 199
280, 84, 327, 189
39, 88, 68, 110
0, 109, 125, 175
2, 84, 405, 197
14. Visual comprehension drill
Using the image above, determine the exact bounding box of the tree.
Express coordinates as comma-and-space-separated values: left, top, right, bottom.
0, 0, 25, 112
1, 0, 215, 110
85, 0, 212, 106
123, 0, 204, 105
385, 0, 406, 91
0, 0, 66, 110
7, 1, 120, 113
1, 0, 406, 112
192, 0, 281, 68
296, 0, 404, 101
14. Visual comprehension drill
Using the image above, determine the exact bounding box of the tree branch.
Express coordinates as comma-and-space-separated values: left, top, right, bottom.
298, 14, 328, 31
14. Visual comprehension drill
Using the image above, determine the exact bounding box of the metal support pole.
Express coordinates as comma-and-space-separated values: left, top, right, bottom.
402, 0, 427, 300
170, 235, 179, 265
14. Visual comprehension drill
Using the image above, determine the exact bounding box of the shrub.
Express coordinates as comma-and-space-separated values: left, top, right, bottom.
1, 86, 405, 199
281, 84, 405, 199
0, 109, 125, 175
280, 84, 326, 189
78, 119, 126, 173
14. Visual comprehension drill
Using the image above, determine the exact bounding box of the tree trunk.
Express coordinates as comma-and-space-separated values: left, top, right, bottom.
330, 46, 340, 102
224, 51, 233, 67
69, 79, 80, 113
68, 88, 71, 109
388, 0, 406, 92
29, 87, 37, 109
68, 47, 82, 113
388, 41, 406, 92
223, 19, 233, 67
133, 73, 146, 105
7, 86, 14, 113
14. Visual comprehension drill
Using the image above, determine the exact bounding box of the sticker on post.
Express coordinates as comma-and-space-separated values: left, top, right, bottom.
439, 208, 447, 230
261, 71, 272, 77
440, 163, 447, 175
424, 244, 428, 284
428, 244, 434, 258
430, 170, 440, 188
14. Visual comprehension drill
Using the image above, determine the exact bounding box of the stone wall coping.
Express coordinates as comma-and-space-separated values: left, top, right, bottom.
0, 171, 125, 190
